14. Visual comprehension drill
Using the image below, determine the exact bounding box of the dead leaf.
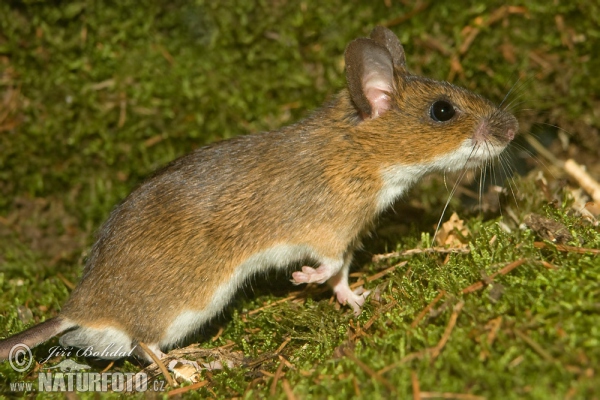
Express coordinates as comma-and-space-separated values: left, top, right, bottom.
170, 361, 201, 383
435, 212, 470, 247
585, 202, 600, 217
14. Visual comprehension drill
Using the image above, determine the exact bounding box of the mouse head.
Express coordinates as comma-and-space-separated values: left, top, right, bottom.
345, 26, 518, 168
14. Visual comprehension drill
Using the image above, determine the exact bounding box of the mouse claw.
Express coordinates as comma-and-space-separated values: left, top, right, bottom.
353, 286, 368, 296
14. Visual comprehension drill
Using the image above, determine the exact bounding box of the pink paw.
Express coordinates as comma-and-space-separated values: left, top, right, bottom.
336, 286, 371, 316
291, 265, 333, 285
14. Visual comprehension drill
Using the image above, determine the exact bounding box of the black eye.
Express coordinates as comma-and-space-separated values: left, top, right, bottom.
430, 100, 456, 122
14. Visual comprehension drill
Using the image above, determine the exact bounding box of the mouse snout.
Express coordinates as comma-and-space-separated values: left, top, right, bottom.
503, 113, 519, 142
506, 128, 516, 141
470, 111, 518, 156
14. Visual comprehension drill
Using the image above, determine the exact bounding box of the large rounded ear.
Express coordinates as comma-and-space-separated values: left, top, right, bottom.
369, 26, 406, 69
345, 38, 394, 120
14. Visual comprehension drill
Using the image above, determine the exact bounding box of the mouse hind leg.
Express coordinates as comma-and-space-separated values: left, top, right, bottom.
59, 325, 136, 360
327, 260, 370, 316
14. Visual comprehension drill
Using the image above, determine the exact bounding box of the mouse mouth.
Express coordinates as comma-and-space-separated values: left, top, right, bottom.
464, 142, 508, 167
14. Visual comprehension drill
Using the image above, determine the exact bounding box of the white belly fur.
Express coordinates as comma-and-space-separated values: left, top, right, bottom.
160, 243, 330, 349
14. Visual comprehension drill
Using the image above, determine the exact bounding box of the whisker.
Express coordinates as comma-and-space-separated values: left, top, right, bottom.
511, 136, 559, 179
443, 171, 449, 192
498, 154, 519, 209
499, 76, 533, 111
478, 165, 484, 212
431, 147, 476, 246
498, 79, 519, 108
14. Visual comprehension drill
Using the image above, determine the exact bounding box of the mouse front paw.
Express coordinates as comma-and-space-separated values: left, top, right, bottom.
291, 264, 335, 285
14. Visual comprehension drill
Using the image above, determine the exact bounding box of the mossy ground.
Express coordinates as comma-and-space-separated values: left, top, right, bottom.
0, 1, 599, 398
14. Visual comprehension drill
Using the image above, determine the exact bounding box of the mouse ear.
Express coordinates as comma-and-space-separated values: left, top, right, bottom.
369, 26, 406, 69
345, 38, 394, 119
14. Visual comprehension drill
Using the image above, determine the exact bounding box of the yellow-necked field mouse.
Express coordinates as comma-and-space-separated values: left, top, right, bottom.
0, 26, 517, 363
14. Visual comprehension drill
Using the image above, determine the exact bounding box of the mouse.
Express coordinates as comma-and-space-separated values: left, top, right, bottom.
0, 26, 517, 363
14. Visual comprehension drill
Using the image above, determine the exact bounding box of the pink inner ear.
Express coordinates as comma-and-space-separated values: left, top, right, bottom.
363, 71, 392, 118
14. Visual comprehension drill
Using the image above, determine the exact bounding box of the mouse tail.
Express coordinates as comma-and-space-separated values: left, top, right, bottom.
0, 317, 75, 361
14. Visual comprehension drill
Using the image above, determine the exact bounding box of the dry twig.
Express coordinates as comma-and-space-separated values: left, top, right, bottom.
564, 159, 600, 203
534, 242, 600, 255
411, 290, 446, 328
100, 361, 114, 374
248, 292, 304, 316
270, 359, 286, 396
350, 262, 407, 289
513, 329, 556, 363
412, 371, 421, 400
344, 348, 397, 393
419, 392, 486, 400
378, 301, 465, 375
373, 247, 470, 262
138, 341, 175, 388
461, 259, 528, 294
282, 379, 296, 400
363, 300, 398, 331
429, 301, 464, 360
276, 337, 292, 354
480, 316, 502, 361
383, 1, 430, 27
56, 272, 76, 290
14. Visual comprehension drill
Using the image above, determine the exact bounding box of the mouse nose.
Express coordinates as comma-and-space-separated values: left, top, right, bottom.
499, 113, 518, 143
507, 128, 516, 141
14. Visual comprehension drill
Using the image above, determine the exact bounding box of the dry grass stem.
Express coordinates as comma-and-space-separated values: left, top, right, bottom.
534, 241, 600, 255
513, 329, 556, 363
211, 326, 224, 342
461, 259, 528, 294
270, 359, 286, 396
343, 348, 397, 393
350, 262, 406, 289
419, 392, 486, 400
55, 273, 76, 290
379, 301, 465, 375
363, 300, 398, 331
373, 247, 470, 262
282, 379, 296, 400
564, 159, 600, 202
412, 371, 421, 400
276, 337, 292, 354
248, 293, 303, 316
429, 301, 465, 360
138, 341, 175, 388
411, 290, 446, 328
383, 1, 430, 27
100, 361, 114, 374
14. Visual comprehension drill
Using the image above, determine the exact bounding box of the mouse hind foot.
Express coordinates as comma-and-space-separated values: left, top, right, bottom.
59, 326, 137, 360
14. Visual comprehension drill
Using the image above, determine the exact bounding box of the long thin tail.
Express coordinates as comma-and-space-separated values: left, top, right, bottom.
0, 317, 74, 361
